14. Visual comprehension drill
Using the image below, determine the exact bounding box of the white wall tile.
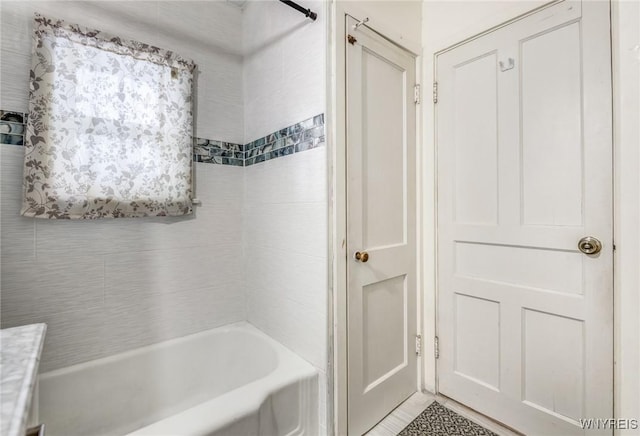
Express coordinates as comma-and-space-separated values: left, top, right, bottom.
1, 146, 35, 260
0, 2, 37, 113
191, 50, 244, 144
246, 282, 327, 369
244, 151, 328, 373
1, 145, 25, 200
242, 0, 325, 142
34, 219, 124, 257
34, 306, 107, 372
33, 202, 242, 257
244, 147, 327, 205
1, 210, 35, 261
1, 255, 104, 325
244, 202, 327, 258
193, 163, 244, 205
244, 245, 326, 309
102, 282, 245, 358
199, 100, 244, 145
104, 245, 243, 301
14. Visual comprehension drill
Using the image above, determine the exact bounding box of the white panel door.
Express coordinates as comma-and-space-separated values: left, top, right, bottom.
346, 15, 417, 436
437, 2, 613, 435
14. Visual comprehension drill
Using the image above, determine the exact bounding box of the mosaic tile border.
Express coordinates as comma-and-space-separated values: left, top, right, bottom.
0, 110, 27, 146
193, 113, 325, 167
1, 111, 325, 167
193, 138, 244, 167
244, 114, 325, 167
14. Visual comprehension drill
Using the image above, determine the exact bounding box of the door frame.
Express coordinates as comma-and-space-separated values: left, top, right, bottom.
328, 2, 423, 434
428, 0, 617, 426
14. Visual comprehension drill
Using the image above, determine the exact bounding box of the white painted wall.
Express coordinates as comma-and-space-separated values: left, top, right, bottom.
337, 0, 423, 52
0, 1, 247, 372
421, 0, 640, 427
242, 2, 328, 432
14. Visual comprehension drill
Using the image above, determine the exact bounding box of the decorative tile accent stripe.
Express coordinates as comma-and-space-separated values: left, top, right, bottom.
194, 114, 325, 167
194, 138, 245, 167
0, 111, 27, 146
244, 114, 325, 167
1, 110, 325, 167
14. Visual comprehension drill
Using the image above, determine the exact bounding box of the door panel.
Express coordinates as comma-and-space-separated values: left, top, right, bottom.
346, 14, 417, 436
437, 2, 613, 435
522, 309, 585, 421
521, 21, 584, 226
454, 294, 501, 390
454, 52, 499, 226
361, 45, 406, 248
362, 275, 407, 390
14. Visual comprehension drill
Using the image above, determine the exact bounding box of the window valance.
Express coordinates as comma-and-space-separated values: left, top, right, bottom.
21, 14, 196, 219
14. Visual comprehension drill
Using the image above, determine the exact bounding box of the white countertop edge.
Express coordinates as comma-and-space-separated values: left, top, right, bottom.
1, 323, 47, 436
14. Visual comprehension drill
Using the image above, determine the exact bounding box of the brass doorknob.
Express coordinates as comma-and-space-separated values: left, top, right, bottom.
578, 236, 602, 255
354, 251, 369, 262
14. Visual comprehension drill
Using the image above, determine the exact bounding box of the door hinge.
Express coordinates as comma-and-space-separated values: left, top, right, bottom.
414, 84, 421, 104
415, 334, 422, 356
434, 336, 439, 359
432, 82, 438, 104
347, 34, 357, 45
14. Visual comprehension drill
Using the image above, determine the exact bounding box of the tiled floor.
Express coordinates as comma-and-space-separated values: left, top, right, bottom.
365, 392, 523, 436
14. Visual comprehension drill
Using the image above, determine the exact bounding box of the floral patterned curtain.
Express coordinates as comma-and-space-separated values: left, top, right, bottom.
21, 14, 196, 219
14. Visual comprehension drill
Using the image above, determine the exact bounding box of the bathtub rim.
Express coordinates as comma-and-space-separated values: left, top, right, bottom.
38, 321, 283, 380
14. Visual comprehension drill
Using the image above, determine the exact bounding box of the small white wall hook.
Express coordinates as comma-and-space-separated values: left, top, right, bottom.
499, 58, 515, 72
353, 17, 369, 30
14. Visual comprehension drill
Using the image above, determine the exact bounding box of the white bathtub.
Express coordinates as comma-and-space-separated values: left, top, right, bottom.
37, 322, 318, 436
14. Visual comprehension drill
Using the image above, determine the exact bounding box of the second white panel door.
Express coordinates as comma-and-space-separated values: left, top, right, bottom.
346, 14, 418, 436
436, 1, 613, 435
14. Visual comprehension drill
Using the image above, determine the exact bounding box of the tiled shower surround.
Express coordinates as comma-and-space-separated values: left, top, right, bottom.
1, 110, 325, 167
1, 1, 327, 431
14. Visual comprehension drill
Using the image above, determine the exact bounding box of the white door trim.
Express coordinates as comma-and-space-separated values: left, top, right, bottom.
328, 3, 423, 434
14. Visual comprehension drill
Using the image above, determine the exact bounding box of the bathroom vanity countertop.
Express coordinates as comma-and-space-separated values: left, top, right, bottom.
1, 323, 47, 436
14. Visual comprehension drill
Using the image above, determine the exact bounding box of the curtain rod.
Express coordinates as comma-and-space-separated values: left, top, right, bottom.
278, 0, 317, 21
